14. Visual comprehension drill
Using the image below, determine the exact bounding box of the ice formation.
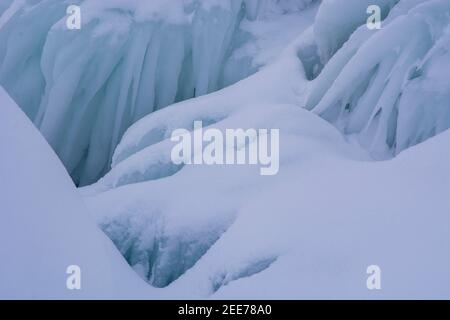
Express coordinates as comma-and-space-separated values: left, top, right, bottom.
307, 0, 450, 158
1, 0, 450, 299
0, 0, 317, 185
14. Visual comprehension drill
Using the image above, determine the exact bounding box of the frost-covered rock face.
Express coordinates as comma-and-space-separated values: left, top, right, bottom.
0, 0, 317, 186
307, 0, 450, 158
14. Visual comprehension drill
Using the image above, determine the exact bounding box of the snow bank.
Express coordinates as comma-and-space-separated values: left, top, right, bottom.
0, 87, 151, 299
171, 128, 450, 299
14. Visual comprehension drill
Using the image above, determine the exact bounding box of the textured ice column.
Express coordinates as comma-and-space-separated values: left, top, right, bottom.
307, 0, 450, 158
0, 0, 71, 119
244, 0, 316, 20
0, 0, 253, 185
191, 1, 244, 95
314, 0, 399, 63
395, 8, 450, 154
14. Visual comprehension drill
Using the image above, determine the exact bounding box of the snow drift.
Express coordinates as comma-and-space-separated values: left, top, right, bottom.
0, 87, 151, 299
83, 66, 450, 298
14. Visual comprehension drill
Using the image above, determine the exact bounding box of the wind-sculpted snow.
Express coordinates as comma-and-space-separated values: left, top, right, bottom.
0, 0, 317, 186
83, 62, 450, 298
81, 38, 369, 290
307, 0, 450, 158
81, 43, 311, 192
84, 101, 367, 291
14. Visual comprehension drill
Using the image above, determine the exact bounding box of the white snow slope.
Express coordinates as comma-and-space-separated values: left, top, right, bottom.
0, 87, 152, 299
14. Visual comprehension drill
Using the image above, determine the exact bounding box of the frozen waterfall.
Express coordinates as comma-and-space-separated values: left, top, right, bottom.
0, 0, 316, 185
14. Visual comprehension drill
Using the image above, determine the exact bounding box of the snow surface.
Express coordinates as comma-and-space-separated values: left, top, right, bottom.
0, 87, 152, 299
81, 1, 450, 298
1, 0, 450, 299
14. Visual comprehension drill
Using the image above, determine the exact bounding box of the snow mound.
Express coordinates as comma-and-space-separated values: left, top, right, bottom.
84, 76, 450, 298
83, 100, 367, 290
0, 86, 151, 299
82, 42, 313, 192
81, 36, 368, 289
189, 129, 450, 299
